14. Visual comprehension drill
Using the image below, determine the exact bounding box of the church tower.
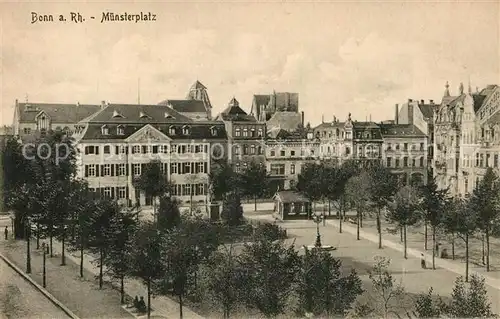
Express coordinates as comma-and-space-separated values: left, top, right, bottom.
186, 80, 213, 119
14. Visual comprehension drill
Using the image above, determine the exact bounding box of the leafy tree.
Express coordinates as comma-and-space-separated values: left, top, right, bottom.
157, 195, 181, 231
129, 221, 167, 318
367, 256, 405, 318
368, 164, 398, 249
209, 160, 241, 201
345, 171, 371, 240
442, 197, 477, 282
469, 167, 499, 272
239, 238, 300, 317
447, 274, 496, 318
413, 287, 445, 318
221, 192, 243, 226
419, 177, 450, 269
297, 247, 363, 317
205, 245, 246, 318
296, 163, 324, 213
386, 186, 422, 259
253, 222, 287, 241
240, 160, 268, 211
133, 160, 170, 223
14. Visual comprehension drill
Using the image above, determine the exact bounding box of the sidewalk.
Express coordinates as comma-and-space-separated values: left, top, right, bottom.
0, 238, 131, 319
50, 239, 204, 319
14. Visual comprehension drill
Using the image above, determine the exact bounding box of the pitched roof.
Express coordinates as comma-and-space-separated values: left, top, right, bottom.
217, 97, 257, 122
16, 102, 101, 124
441, 96, 458, 106
266, 112, 302, 132
190, 80, 207, 90
418, 104, 435, 119
313, 121, 345, 130
274, 190, 310, 203
352, 121, 380, 129
379, 123, 426, 137
80, 104, 192, 124
474, 85, 498, 113
253, 94, 271, 106
80, 122, 227, 141
160, 100, 207, 113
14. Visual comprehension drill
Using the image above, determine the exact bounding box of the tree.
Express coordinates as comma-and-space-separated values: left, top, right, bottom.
205, 245, 246, 318
345, 171, 371, 240
442, 197, 477, 282
297, 247, 363, 317
129, 221, 167, 318
157, 195, 181, 231
368, 164, 398, 249
296, 163, 323, 214
239, 238, 300, 317
420, 177, 450, 269
469, 167, 499, 272
413, 287, 445, 318
209, 160, 241, 201
133, 160, 170, 223
240, 161, 268, 211
367, 256, 405, 318
221, 192, 243, 226
446, 274, 496, 318
386, 186, 422, 259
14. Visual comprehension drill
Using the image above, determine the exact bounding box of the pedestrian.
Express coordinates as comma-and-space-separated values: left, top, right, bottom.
4, 226, 8, 240
138, 296, 146, 313
420, 253, 426, 269
435, 242, 440, 257
133, 296, 139, 309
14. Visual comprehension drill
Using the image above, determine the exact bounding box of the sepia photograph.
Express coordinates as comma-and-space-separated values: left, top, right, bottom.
0, 1, 499, 318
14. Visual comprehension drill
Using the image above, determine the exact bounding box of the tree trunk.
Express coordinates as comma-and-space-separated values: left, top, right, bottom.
80, 244, 84, 278
432, 226, 436, 270
179, 293, 184, 319
356, 211, 360, 240
465, 234, 469, 282
26, 224, 31, 274
99, 247, 103, 289
147, 279, 151, 318
153, 197, 157, 223
403, 225, 407, 259
424, 222, 428, 250
486, 229, 490, 272
400, 225, 403, 242
481, 233, 485, 265
377, 209, 382, 249
339, 207, 343, 233
61, 231, 66, 266
49, 230, 53, 257
36, 221, 40, 249
328, 201, 331, 216
254, 196, 257, 212
451, 232, 455, 260
190, 192, 193, 215
120, 276, 125, 304
360, 212, 363, 228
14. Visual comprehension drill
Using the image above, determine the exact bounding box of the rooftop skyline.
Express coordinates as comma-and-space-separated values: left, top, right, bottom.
1, 1, 499, 126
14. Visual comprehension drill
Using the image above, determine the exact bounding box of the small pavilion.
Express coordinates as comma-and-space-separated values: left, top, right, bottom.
273, 190, 312, 220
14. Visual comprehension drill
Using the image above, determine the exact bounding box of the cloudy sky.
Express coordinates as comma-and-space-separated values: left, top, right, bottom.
1, 1, 499, 126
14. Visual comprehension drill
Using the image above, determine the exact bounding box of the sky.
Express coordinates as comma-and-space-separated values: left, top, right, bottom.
1, 1, 499, 127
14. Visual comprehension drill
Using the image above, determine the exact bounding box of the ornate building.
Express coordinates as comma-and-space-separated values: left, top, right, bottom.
313, 114, 353, 165
158, 81, 213, 121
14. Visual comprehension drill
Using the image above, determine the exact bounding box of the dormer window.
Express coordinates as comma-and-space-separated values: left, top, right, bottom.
182, 125, 190, 135
169, 126, 176, 135
112, 110, 124, 118
164, 112, 175, 119
210, 126, 217, 136
139, 111, 151, 119
101, 125, 109, 135
117, 125, 125, 135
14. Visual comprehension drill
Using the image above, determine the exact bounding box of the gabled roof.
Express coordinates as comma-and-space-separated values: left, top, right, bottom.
379, 123, 426, 137
16, 102, 101, 124
160, 100, 207, 113
473, 95, 487, 113
274, 190, 310, 203
80, 104, 191, 124
418, 104, 435, 119
217, 97, 257, 122
190, 80, 207, 90
313, 121, 345, 130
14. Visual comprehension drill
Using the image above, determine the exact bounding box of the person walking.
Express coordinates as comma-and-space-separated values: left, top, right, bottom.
420, 253, 426, 269
4, 226, 8, 240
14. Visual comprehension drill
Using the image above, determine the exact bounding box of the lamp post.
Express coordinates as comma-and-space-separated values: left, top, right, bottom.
25, 218, 31, 274
41, 242, 47, 288
312, 211, 324, 248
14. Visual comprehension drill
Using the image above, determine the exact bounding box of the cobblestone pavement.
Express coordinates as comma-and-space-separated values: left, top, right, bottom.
0, 257, 68, 319
244, 205, 500, 315
0, 238, 132, 319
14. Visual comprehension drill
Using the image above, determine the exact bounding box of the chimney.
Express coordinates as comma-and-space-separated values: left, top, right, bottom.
420, 99, 424, 105
76, 101, 80, 106
430, 100, 434, 105
101, 100, 106, 109
301, 111, 305, 127
395, 104, 399, 124
408, 99, 413, 103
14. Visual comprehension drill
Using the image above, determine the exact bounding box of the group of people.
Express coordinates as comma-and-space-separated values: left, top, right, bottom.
133, 296, 147, 313
421, 242, 448, 269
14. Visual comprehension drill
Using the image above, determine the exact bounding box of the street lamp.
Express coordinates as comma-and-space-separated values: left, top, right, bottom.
41, 242, 47, 288
312, 211, 324, 248
25, 218, 31, 274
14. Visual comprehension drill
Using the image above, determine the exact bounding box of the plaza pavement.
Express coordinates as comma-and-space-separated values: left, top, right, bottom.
243, 203, 500, 315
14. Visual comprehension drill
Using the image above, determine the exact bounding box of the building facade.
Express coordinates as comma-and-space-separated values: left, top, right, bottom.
313, 114, 354, 165
352, 121, 383, 168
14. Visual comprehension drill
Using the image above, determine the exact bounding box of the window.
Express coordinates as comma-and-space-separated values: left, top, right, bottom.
290, 164, 296, 174
169, 126, 176, 135
243, 128, 248, 137
182, 126, 190, 135
270, 150, 275, 157
480, 154, 484, 167
300, 149, 305, 156
117, 187, 127, 199
182, 184, 192, 196
403, 157, 408, 167
420, 143, 424, 151
235, 163, 241, 173
419, 157, 424, 167
395, 144, 400, 150
250, 128, 255, 137
234, 145, 240, 155
133, 164, 141, 176
250, 145, 256, 154
210, 127, 217, 136
386, 157, 392, 167
243, 145, 248, 155
117, 145, 127, 154
132, 145, 140, 154
464, 178, 469, 193
101, 125, 109, 135
160, 145, 169, 153
87, 164, 96, 177
104, 145, 111, 154
152, 145, 158, 154
345, 147, 350, 156
412, 158, 416, 167
142, 146, 149, 154
102, 164, 111, 176
117, 125, 125, 135
476, 153, 480, 167
291, 150, 295, 156
495, 154, 499, 167
84, 145, 99, 155
171, 163, 178, 174
23, 128, 32, 134
195, 162, 204, 173
280, 150, 286, 157
235, 128, 241, 137
270, 164, 285, 175
395, 158, 400, 167
258, 128, 263, 137
117, 164, 126, 176
104, 187, 112, 198
183, 162, 191, 174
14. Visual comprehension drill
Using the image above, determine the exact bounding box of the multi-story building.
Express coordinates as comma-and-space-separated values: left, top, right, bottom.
215, 97, 266, 171
265, 128, 319, 191
251, 91, 299, 122
352, 121, 383, 167
12, 100, 100, 137
158, 81, 213, 121
73, 103, 227, 208
313, 114, 354, 165
380, 124, 428, 186
434, 82, 500, 197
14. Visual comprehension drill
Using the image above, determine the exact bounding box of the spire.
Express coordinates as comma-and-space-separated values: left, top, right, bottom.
468, 80, 472, 94
444, 81, 450, 97
459, 82, 464, 95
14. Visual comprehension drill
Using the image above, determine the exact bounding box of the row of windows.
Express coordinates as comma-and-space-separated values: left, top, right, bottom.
269, 163, 297, 175
84, 162, 208, 177
269, 149, 315, 157
234, 144, 264, 155
474, 153, 500, 168
84, 144, 209, 155
171, 183, 207, 196
100, 125, 218, 137
386, 143, 425, 151
234, 127, 264, 138
87, 184, 208, 199
386, 157, 425, 168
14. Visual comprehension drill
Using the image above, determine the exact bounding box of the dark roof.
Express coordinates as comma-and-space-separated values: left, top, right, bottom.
16, 102, 100, 124
418, 104, 435, 119
379, 124, 426, 137
313, 121, 345, 129
190, 80, 207, 90
253, 94, 271, 106
352, 121, 380, 129
80, 122, 227, 141
160, 100, 207, 113
266, 112, 302, 132
274, 190, 310, 203
81, 104, 192, 124
473, 95, 487, 113
217, 97, 256, 122
441, 96, 457, 106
